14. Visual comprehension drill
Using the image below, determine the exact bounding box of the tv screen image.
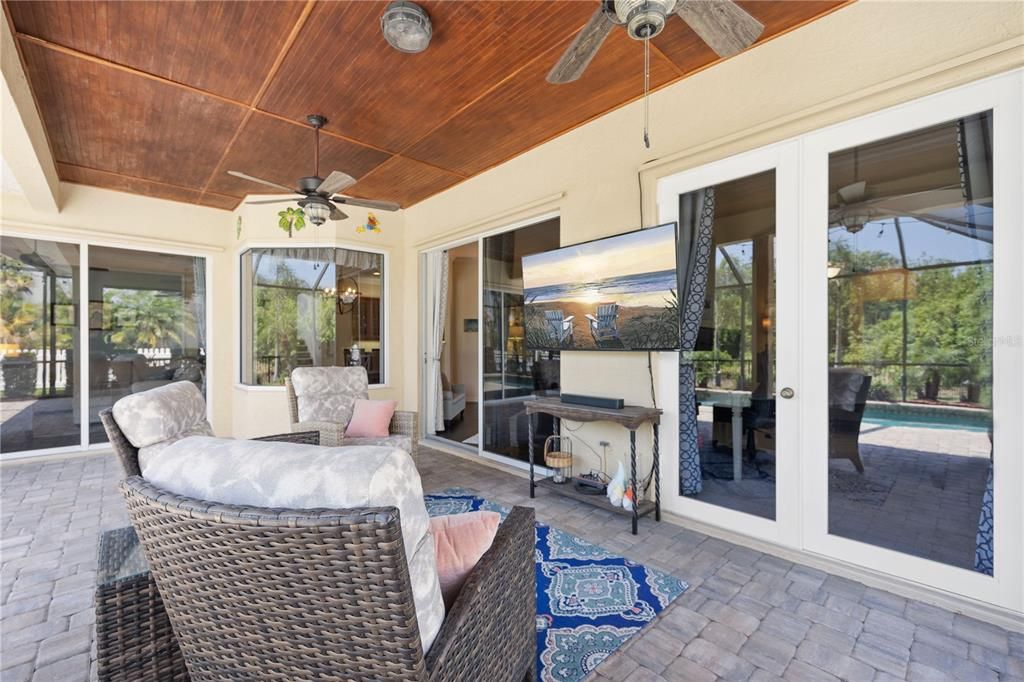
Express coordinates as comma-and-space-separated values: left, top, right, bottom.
521, 223, 679, 351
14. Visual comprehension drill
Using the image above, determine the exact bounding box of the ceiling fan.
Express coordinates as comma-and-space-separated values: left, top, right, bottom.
546, 0, 765, 85
227, 114, 400, 225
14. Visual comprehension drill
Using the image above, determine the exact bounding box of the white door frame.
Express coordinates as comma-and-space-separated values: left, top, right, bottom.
0, 228, 216, 460
798, 70, 1023, 611
656, 140, 802, 549
417, 210, 561, 473
655, 69, 1022, 613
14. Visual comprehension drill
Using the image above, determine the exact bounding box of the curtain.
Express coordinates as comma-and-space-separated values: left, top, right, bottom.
974, 463, 994, 575
191, 257, 206, 352
678, 188, 716, 495
296, 292, 321, 366
337, 248, 381, 271
956, 113, 994, 238
424, 251, 449, 433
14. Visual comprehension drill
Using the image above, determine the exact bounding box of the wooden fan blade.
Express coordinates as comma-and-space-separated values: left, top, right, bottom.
330, 206, 349, 221
546, 6, 615, 84
675, 0, 764, 58
245, 198, 299, 205
227, 170, 298, 193
333, 196, 401, 212
317, 170, 357, 196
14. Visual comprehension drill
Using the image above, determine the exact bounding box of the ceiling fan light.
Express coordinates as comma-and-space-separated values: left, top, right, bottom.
303, 201, 331, 226
381, 1, 432, 54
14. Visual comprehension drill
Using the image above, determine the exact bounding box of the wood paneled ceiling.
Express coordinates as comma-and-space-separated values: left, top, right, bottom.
5, 0, 849, 211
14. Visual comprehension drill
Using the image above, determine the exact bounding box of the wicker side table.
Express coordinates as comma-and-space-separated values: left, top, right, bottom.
95, 526, 188, 682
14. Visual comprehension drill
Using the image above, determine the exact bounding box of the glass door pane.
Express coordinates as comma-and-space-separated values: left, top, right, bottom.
436, 243, 479, 447
482, 219, 560, 462
825, 112, 994, 572
681, 170, 778, 520
88, 247, 207, 444
1, 237, 81, 453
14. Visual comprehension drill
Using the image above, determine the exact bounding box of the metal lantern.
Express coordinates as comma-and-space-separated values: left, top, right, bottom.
543, 434, 574, 484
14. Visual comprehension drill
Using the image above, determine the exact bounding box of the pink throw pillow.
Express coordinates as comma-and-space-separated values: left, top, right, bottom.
429, 511, 501, 609
344, 399, 397, 438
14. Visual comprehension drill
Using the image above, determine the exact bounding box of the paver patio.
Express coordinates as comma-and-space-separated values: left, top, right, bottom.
1, 446, 1021, 682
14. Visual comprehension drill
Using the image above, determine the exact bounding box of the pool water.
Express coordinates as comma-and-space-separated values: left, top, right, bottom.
862, 407, 990, 433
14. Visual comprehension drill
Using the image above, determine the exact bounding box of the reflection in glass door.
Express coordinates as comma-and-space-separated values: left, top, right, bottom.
680, 170, 778, 520
0, 237, 81, 453
481, 218, 561, 462
87, 247, 207, 444
825, 112, 994, 572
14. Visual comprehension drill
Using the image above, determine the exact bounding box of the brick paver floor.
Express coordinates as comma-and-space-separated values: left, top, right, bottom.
1, 447, 1021, 681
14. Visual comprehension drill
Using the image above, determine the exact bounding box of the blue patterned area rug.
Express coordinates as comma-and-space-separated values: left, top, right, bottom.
424, 489, 688, 682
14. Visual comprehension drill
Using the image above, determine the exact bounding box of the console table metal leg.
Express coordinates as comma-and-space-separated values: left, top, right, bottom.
630, 429, 638, 535
653, 423, 661, 522
528, 415, 535, 498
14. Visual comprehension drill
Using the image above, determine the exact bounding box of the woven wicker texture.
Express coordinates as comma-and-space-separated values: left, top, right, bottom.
119, 477, 535, 681
95, 528, 190, 682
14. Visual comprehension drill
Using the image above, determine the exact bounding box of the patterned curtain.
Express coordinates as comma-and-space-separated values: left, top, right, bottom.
678, 188, 716, 495
974, 464, 994, 575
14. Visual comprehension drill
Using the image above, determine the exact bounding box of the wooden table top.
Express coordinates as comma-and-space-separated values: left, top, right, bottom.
525, 397, 661, 430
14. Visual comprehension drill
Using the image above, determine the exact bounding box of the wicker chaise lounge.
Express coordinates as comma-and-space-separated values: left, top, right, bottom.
98, 399, 537, 682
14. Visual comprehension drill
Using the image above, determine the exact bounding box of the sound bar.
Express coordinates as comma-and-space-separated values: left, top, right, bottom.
560, 394, 624, 410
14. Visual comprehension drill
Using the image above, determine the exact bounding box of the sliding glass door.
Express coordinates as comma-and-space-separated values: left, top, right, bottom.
481, 218, 561, 462
421, 216, 561, 466
87, 246, 207, 444
0, 236, 208, 457
0, 237, 80, 453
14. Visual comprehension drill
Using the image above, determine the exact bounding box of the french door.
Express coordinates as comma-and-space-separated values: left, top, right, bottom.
799, 72, 1022, 610
656, 140, 802, 548
656, 70, 1021, 612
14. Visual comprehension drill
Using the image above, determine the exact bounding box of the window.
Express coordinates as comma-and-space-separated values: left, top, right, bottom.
240, 247, 385, 386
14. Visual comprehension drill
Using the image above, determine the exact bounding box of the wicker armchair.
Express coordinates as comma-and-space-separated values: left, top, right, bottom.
99, 408, 319, 478
285, 369, 419, 457
119, 476, 536, 681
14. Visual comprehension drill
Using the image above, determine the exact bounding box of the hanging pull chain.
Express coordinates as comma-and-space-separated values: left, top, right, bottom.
643, 36, 651, 149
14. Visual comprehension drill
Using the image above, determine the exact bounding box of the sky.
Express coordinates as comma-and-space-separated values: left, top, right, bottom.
522, 224, 676, 290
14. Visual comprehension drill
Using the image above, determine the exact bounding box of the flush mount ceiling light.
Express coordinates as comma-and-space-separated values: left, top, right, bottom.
381, 1, 432, 54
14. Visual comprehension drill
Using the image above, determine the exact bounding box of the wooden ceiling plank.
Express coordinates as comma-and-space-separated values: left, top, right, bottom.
198, 0, 316, 205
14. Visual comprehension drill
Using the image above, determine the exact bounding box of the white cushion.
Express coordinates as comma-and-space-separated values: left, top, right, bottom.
291, 367, 368, 425
142, 436, 444, 652
111, 381, 214, 468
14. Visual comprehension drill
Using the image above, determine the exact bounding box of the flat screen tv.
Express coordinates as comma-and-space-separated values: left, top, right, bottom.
522, 223, 679, 351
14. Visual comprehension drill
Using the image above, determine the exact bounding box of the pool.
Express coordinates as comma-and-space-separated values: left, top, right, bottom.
862, 403, 990, 433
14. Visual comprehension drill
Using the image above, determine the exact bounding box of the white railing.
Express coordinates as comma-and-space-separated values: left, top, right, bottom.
0, 348, 173, 392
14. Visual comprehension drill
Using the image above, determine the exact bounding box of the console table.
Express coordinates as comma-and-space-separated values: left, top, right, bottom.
526, 397, 662, 534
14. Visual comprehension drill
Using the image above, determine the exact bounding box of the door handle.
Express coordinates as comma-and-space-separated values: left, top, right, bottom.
779, 387, 795, 399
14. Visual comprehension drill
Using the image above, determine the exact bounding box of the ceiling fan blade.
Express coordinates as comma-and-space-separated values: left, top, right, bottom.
546, 6, 615, 84
675, 0, 764, 59
227, 170, 299, 194
333, 196, 401, 212
317, 170, 357, 196
245, 198, 299, 205
330, 206, 349, 221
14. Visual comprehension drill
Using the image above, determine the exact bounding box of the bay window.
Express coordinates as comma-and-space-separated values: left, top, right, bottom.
240, 247, 385, 386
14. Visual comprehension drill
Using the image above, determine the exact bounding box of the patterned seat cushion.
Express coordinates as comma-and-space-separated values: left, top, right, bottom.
111, 381, 214, 469
291, 367, 369, 425
141, 436, 444, 652
340, 434, 412, 453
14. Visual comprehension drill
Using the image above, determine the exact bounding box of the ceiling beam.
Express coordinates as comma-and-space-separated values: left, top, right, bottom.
1, 7, 58, 212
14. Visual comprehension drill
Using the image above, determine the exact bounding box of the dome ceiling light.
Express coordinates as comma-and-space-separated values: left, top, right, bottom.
381, 1, 432, 54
